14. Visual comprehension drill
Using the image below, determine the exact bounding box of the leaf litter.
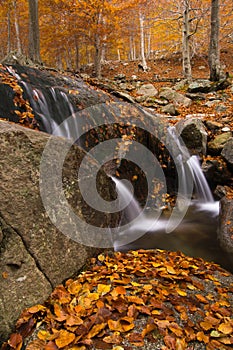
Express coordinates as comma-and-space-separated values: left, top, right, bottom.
1, 249, 233, 350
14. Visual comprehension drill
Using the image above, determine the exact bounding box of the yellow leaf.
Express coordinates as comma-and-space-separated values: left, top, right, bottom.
176, 289, 187, 296
97, 284, 111, 295
166, 265, 176, 274
37, 330, 51, 341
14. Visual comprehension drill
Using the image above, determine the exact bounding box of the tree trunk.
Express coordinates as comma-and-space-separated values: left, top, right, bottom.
13, 0, 22, 54
74, 37, 80, 72
209, 0, 221, 81
182, 0, 192, 81
139, 12, 147, 71
7, 9, 11, 54
94, 33, 102, 78
28, 0, 41, 63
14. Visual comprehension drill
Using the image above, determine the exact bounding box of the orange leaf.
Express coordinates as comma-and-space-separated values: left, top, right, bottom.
55, 330, 75, 348
200, 321, 214, 331
218, 322, 233, 335
87, 323, 106, 339
27, 305, 46, 314
44, 341, 58, 350
127, 296, 144, 305
103, 333, 123, 344
195, 294, 208, 303
141, 323, 156, 338
66, 315, 83, 326
197, 331, 209, 344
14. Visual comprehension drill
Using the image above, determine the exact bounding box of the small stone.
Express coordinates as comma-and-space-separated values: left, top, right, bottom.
222, 126, 231, 132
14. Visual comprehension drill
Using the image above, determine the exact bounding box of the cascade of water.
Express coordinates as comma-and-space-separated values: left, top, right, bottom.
6, 66, 79, 139
187, 155, 214, 203
111, 177, 142, 223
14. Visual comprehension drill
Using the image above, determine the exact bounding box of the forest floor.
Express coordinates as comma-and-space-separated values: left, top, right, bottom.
84, 48, 233, 129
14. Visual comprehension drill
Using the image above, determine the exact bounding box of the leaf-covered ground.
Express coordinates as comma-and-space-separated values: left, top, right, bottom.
2, 250, 233, 350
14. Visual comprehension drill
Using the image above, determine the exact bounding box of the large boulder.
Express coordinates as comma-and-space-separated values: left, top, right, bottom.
136, 83, 158, 98
159, 87, 192, 107
221, 138, 233, 168
175, 118, 208, 155
208, 132, 232, 154
0, 121, 118, 344
218, 196, 233, 254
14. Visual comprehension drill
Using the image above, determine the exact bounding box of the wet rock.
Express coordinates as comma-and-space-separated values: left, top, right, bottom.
175, 118, 207, 155
208, 132, 232, 154
159, 87, 191, 107
218, 196, 233, 254
221, 138, 233, 167
0, 121, 117, 343
202, 158, 232, 188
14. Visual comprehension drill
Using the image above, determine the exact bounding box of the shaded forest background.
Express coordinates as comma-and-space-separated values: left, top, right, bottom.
0, 0, 233, 77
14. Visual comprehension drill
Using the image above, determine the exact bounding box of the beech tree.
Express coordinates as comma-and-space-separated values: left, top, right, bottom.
209, 0, 221, 81
28, 0, 41, 63
182, 0, 192, 81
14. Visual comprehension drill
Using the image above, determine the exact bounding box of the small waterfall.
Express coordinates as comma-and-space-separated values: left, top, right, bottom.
111, 177, 142, 223
6, 66, 79, 139
187, 155, 214, 202
113, 126, 219, 249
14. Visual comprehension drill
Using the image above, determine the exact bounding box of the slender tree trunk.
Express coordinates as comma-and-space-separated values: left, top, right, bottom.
28, 0, 41, 63
209, 0, 221, 81
129, 35, 136, 60
7, 9, 11, 54
117, 48, 121, 61
74, 37, 80, 71
94, 33, 102, 78
139, 12, 147, 71
182, 0, 192, 81
13, 0, 22, 54
146, 29, 151, 59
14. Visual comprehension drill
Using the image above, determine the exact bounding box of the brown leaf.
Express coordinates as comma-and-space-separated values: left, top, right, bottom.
8, 334, 23, 350
26, 339, 46, 350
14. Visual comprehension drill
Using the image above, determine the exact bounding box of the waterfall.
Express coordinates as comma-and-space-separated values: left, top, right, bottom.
6, 66, 220, 255
187, 155, 214, 202
6, 66, 79, 139
112, 126, 219, 249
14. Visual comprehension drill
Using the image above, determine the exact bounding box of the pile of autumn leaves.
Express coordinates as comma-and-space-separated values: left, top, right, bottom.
0, 64, 38, 129
2, 250, 233, 350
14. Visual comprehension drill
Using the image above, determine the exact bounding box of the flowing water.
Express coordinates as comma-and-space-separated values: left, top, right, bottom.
8, 67, 232, 273
113, 176, 233, 273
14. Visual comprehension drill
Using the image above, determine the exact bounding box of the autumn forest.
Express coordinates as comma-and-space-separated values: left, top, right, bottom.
0, 0, 233, 79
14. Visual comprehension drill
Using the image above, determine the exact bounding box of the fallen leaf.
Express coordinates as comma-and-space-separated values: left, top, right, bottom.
55, 330, 75, 348
218, 322, 233, 335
